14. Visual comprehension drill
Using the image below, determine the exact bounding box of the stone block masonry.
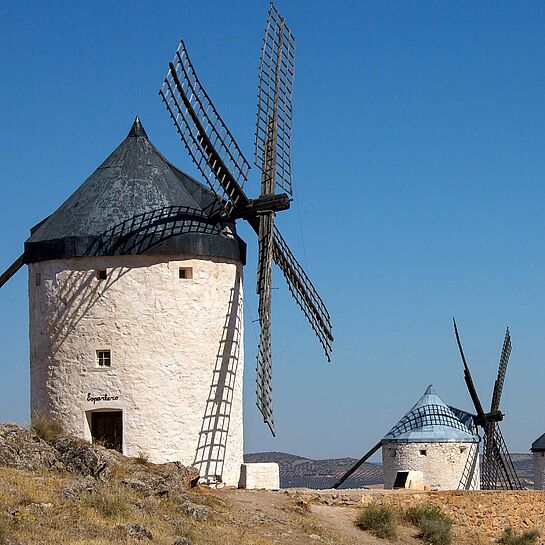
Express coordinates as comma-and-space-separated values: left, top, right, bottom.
288, 488, 545, 538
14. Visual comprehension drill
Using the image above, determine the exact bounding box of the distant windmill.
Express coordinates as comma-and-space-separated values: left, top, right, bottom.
453, 318, 522, 490
159, 2, 333, 435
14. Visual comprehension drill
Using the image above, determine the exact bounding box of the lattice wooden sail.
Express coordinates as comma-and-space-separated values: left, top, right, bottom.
255, 2, 296, 196
160, 40, 251, 217
453, 320, 522, 490
158, 3, 333, 436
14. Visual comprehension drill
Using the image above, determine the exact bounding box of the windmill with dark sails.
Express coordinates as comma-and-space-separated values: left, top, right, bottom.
0, 4, 333, 472
157, 2, 333, 435
453, 319, 522, 490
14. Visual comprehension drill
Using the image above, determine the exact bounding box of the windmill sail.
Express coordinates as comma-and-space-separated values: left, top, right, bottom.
0, 255, 24, 289
159, 3, 333, 437
256, 212, 275, 433
255, 2, 296, 196
482, 422, 522, 489
160, 40, 251, 217
491, 328, 511, 414
274, 228, 333, 359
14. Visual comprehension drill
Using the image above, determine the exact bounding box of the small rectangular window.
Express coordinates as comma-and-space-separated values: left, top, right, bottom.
96, 350, 111, 368
96, 269, 107, 280
179, 267, 193, 279
35, 273, 42, 286
419, 449, 427, 456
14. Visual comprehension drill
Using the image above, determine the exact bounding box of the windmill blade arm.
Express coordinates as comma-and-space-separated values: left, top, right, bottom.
488, 424, 522, 490
332, 442, 382, 489
491, 328, 511, 413
160, 40, 251, 216
255, 2, 296, 196
0, 254, 24, 289
273, 227, 333, 360
453, 318, 486, 418
256, 213, 275, 435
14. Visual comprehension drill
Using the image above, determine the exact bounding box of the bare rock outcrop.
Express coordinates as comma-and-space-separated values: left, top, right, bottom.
117, 523, 153, 540
0, 424, 199, 495
0, 423, 62, 471
122, 462, 200, 497
52, 436, 121, 480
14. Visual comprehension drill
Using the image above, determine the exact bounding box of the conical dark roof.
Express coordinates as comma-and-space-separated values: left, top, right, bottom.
25, 117, 245, 263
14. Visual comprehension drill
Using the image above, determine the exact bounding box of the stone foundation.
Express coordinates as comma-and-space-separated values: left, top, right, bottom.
288, 489, 545, 538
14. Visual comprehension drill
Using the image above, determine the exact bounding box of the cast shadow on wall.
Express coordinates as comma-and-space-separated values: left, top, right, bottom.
193, 272, 243, 485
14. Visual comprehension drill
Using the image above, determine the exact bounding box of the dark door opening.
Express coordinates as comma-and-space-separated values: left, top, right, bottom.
91, 411, 123, 452
393, 471, 409, 489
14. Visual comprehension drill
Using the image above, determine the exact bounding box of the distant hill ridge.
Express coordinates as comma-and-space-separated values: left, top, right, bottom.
244, 451, 383, 489
244, 451, 535, 489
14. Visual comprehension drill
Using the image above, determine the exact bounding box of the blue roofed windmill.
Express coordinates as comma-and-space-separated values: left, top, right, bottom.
333, 384, 480, 490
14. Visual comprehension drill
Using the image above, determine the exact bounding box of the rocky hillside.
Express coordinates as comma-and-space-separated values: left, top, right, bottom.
0, 424, 542, 545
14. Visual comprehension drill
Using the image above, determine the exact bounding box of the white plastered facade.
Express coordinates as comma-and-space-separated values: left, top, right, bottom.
533, 452, 545, 489
29, 254, 244, 486
382, 441, 480, 491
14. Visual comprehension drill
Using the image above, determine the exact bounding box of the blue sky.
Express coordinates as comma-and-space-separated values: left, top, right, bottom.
2, 1, 545, 460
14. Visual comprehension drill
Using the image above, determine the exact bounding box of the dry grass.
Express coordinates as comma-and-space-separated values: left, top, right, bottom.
30, 412, 63, 443
0, 466, 291, 545
497, 527, 540, 545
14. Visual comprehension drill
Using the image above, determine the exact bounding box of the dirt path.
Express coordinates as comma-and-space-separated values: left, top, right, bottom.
218, 489, 422, 545
217, 489, 483, 545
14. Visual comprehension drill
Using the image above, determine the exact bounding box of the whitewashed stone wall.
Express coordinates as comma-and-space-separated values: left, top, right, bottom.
382, 441, 480, 491
239, 463, 280, 490
29, 254, 244, 486
533, 452, 545, 489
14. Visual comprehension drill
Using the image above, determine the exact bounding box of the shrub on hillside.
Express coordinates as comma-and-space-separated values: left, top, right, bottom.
31, 412, 63, 443
497, 527, 540, 545
84, 490, 130, 519
406, 505, 453, 545
356, 503, 397, 539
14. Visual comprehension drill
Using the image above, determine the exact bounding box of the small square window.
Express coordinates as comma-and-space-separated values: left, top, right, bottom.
179, 267, 193, 279
35, 273, 42, 286
419, 449, 427, 456
460, 447, 467, 454
96, 350, 111, 367
96, 269, 107, 280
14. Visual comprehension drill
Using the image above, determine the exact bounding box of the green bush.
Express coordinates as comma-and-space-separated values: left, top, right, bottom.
406, 505, 453, 545
31, 412, 63, 443
497, 527, 540, 545
356, 503, 397, 540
